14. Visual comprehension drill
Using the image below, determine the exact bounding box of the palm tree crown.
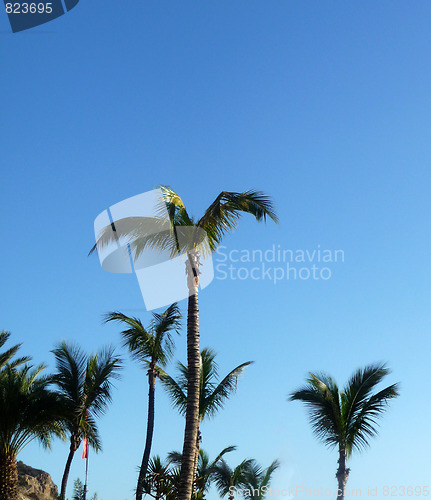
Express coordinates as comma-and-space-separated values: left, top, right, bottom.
213, 458, 256, 500
243, 459, 280, 500
104, 302, 181, 370
161, 347, 253, 421
91, 187, 278, 260
289, 363, 399, 456
0, 364, 65, 456
52, 342, 121, 449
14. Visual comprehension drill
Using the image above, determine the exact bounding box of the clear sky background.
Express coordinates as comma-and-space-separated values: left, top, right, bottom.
1, 1, 431, 499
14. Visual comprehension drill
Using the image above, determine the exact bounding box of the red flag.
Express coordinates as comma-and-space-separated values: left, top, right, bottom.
82, 437, 88, 459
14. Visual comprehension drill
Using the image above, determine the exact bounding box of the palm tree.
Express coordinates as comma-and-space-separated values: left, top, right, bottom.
0, 330, 30, 371
289, 363, 399, 500
0, 364, 66, 500
72, 478, 99, 500
213, 458, 255, 500
161, 348, 252, 479
143, 455, 180, 500
168, 446, 236, 499
243, 459, 280, 500
104, 303, 181, 500
52, 342, 122, 500
91, 187, 277, 500
195, 447, 236, 499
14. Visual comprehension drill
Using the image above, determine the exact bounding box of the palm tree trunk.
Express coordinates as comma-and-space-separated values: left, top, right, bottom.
335, 447, 350, 500
179, 253, 201, 500
136, 368, 156, 500
192, 429, 201, 487
61, 436, 79, 499
0, 452, 18, 500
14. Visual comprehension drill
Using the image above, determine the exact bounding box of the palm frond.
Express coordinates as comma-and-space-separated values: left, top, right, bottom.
345, 382, 399, 455
197, 191, 278, 253
0, 331, 31, 371
289, 372, 342, 448
166, 450, 183, 466
211, 445, 236, 468
84, 346, 122, 419
202, 359, 253, 419
213, 459, 255, 496
51, 342, 87, 406
89, 215, 172, 257
342, 363, 390, 431
258, 460, 280, 489
160, 371, 187, 416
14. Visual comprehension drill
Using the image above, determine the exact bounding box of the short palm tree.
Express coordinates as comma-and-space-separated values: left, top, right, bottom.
213, 458, 255, 500
168, 446, 236, 499
52, 342, 121, 500
104, 303, 181, 500
0, 364, 66, 500
243, 459, 280, 500
289, 363, 399, 500
72, 478, 99, 500
161, 348, 252, 478
195, 447, 236, 498
144, 455, 180, 500
92, 187, 277, 500
0, 330, 30, 371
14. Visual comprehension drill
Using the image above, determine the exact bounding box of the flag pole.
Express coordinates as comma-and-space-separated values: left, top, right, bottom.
83, 448, 88, 500
83, 408, 89, 500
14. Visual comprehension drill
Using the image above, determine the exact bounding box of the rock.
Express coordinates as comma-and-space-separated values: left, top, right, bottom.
17, 462, 59, 500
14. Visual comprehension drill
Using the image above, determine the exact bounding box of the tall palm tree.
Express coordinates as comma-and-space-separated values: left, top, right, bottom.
243, 459, 280, 500
289, 363, 399, 500
52, 342, 122, 500
91, 186, 277, 500
104, 303, 182, 500
0, 364, 66, 500
213, 458, 255, 500
0, 330, 30, 371
161, 347, 252, 479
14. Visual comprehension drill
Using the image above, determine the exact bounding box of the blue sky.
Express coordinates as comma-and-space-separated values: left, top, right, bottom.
1, 1, 431, 499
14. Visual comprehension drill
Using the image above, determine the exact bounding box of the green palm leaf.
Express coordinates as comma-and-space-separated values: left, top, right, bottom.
161, 348, 253, 421
0, 331, 31, 371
